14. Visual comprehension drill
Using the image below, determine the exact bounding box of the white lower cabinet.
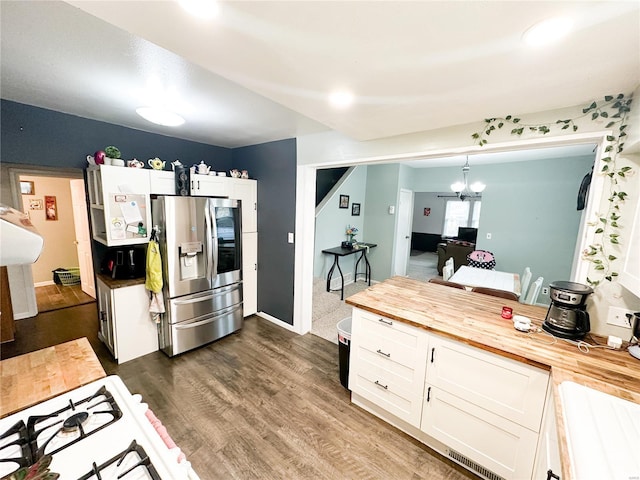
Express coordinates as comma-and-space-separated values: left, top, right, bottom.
349, 308, 551, 480
349, 309, 429, 427
96, 278, 159, 363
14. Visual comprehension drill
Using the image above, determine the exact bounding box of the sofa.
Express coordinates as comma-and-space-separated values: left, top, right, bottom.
437, 240, 476, 275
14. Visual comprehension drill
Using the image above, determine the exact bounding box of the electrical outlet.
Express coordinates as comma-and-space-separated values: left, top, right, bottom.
606, 306, 633, 328
541, 287, 549, 296
287, 232, 294, 244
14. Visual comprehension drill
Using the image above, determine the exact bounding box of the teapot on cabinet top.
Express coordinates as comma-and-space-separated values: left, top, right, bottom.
196, 161, 211, 175
148, 157, 166, 170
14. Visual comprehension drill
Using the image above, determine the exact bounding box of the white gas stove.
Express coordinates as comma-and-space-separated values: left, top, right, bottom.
0, 375, 200, 479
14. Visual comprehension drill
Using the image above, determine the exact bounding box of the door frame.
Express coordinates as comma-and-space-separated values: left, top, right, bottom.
5, 164, 91, 318
294, 131, 611, 335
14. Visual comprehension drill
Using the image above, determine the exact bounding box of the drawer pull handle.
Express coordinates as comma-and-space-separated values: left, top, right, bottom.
378, 318, 393, 325
427, 386, 431, 402
376, 349, 391, 358
430, 347, 435, 363
374, 380, 388, 390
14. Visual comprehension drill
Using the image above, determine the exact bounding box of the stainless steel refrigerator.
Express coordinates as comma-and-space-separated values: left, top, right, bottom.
151, 195, 243, 356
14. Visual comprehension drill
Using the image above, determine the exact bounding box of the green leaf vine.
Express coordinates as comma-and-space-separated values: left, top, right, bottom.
471, 94, 634, 287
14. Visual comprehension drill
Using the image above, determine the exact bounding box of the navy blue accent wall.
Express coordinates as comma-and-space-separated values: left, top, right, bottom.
232, 139, 296, 325
1, 100, 232, 170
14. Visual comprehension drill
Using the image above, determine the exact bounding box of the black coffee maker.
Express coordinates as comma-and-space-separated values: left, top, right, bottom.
542, 281, 594, 340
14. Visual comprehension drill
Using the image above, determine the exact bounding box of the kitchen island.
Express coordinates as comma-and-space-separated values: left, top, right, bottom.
0, 337, 106, 418
345, 276, 639, 480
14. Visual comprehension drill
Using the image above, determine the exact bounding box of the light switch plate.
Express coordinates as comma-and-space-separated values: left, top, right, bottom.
287, 232, 294, 244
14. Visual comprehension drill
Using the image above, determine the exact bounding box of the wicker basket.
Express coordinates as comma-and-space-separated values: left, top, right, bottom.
54, 268, 81, 286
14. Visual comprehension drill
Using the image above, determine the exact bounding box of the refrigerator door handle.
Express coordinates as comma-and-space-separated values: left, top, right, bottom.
210, 202, 219, 278
172, 285, 240, 305
174, 303, 242, 329
205, 201, 214, 281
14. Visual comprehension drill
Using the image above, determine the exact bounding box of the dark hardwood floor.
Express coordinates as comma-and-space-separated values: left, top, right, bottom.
1, 304, 477, 480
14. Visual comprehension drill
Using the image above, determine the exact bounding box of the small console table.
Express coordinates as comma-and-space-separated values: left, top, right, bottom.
322, 243, 377, 300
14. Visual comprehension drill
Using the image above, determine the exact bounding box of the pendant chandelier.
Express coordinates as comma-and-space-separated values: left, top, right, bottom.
451, 157, 485, 201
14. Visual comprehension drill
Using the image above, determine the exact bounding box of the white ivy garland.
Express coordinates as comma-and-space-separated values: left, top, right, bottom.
471, 94, 633, 287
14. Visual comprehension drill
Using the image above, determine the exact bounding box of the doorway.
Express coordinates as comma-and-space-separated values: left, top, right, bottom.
7, 165, 95, 317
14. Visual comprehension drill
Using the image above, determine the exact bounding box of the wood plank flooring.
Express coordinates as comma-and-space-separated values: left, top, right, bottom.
35, 283, 95, 312
1, 304, 477, 479
111, 318, 477, 480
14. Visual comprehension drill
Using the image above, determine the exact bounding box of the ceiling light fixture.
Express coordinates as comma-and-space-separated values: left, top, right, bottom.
329, 90, 354, 109
451, 157, 485, 201
179, 0, 219, 19
136, 107, 185, 127
522, 17, 573, 47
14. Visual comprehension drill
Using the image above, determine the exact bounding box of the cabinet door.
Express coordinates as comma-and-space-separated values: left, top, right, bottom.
422, 386, 539, 480
149, 170, 177, 195
90, 165, 151, 246
349, 308, 428, 427
112, 284, 159, 364
619, 189, 640, 297
427, 334, 549, 431
229, 179, 257, 233
96, 278, 115, 357
242, 232, 258, 316
533, 385, 562, 480
190, 174, 230, 197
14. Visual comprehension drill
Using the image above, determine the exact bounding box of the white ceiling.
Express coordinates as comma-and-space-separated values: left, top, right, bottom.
1, 1, 639, 150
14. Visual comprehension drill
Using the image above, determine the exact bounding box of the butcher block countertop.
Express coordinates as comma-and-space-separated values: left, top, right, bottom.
0, 337, 106, 418
345, 276, 639, 396
346, 277, 640, 480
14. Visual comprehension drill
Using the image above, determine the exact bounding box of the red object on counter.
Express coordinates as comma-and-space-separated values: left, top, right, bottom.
501, 306, 513, 319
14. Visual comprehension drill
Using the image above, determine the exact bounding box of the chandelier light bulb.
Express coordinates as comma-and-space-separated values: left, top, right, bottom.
451, 182, 465, 192
470, 182, 486, 193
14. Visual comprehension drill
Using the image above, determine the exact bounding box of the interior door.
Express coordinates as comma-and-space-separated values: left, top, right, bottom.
393, 189, 414, 276
70, 179, 95, 298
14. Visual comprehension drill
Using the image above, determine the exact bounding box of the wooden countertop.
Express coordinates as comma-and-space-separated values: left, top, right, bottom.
0, 337, 106, 418
346, 277, 640, 480
345, 277, 639, 395
96, 273, 145, 289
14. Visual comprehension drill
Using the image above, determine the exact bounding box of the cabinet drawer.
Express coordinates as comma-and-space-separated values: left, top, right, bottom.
357, 309, 423, 350
428, 334, 549, 431
422, 386, 538, 480
350, 367, 424, 427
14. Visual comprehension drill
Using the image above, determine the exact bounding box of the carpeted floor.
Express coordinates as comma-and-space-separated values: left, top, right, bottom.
311, 250, 439, 344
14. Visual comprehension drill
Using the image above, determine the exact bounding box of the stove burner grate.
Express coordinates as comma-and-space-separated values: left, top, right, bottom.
0, 421, 32, 476
26, 386, 123, 461
77, 440, 161, 480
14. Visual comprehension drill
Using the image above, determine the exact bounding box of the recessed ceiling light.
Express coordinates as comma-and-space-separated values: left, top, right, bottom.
136, 107, 185, 127
523, 17, 573, 47
329, 90, 354, 109
179, 0, 219, 19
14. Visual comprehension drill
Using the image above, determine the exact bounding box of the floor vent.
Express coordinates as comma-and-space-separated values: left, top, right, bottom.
448, 449, 505, 480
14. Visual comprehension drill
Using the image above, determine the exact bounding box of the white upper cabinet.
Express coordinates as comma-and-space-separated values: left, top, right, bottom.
620, 184, 640, 298
87, 165, 151, 246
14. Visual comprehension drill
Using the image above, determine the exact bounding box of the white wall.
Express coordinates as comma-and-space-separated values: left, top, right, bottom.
412, 192, 447, 234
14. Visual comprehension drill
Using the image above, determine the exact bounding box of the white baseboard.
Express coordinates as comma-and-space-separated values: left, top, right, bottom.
256, 311, 300, 334
34, 280, 54, 287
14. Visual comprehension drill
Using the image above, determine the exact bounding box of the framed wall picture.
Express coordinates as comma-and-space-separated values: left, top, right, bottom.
339, 194, 349, 209
20, 181, 35, 195
29, 199, 43, 210
45, 195, 58, 221
352, 203, 361, 216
